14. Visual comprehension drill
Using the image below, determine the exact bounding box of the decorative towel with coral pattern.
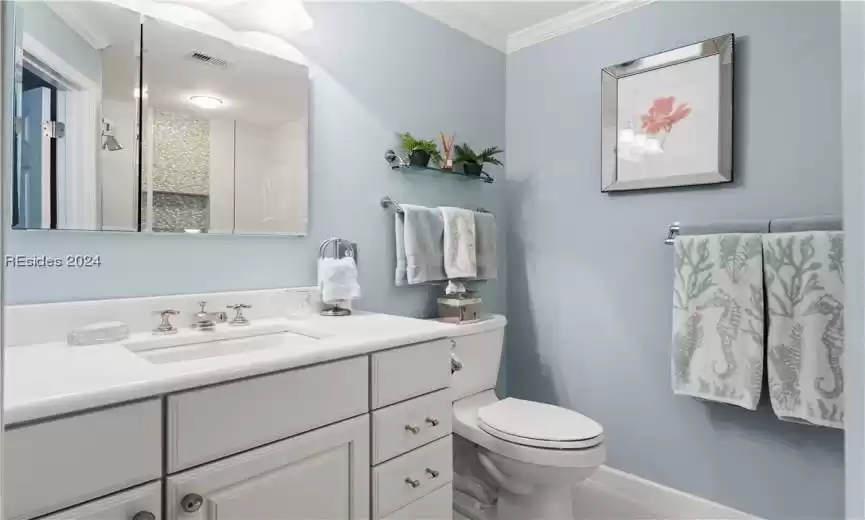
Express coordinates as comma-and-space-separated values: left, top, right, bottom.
671, 234, 765, 410
763, 232, 844, 429
440, 207, 477, 279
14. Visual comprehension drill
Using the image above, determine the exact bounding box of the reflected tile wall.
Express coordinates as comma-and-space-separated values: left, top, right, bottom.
145, 192, 209, 232
151, 110, 210, 194
149, 109, 211, 231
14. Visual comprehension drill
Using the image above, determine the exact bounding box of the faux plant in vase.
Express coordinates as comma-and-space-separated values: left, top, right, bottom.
454, 143, 503, 177
398, 132, 443, 168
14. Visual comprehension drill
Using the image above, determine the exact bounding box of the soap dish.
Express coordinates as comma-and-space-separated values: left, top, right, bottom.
67, 321, 130, 346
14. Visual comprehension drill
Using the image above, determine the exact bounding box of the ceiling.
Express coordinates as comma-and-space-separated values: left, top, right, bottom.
403, 0, 655, 53
41, 1, 308, 125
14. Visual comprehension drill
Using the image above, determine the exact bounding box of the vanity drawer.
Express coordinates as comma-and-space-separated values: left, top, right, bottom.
5, 400, 162, 520
167, 356, 368, 472
371, 339, 451, 409
42, 482, 162, 520
372, 435, 453, 519
372, 388, 452, 464
381, 483, 452, 520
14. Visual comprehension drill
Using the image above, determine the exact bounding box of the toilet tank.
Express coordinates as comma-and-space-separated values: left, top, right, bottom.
450, 316, 506, 401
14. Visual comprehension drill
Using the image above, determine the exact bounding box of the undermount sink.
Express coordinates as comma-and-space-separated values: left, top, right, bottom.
127, 331, 320, 364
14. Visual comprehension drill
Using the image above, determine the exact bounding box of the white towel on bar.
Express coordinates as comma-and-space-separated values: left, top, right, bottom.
440, 206, 477, 279
474, 212, 497, 279
671, 234, 765, 410
764, 232, 844, 429
395, 204, 447, 285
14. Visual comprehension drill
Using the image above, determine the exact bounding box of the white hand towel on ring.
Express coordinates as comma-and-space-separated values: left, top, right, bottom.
318, 257, 361, 304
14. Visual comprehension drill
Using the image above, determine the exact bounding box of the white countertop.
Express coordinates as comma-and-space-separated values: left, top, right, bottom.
5, 312, 506, 425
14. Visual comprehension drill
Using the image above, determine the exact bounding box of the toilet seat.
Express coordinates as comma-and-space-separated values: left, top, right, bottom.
453, 391, 606, 468
477, 398, 604, 449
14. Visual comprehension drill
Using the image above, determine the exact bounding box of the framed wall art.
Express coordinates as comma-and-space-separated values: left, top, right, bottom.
601, 33, 734, 192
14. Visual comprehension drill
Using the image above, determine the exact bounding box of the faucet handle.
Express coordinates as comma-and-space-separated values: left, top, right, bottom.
152, 309, 179, 335
227, 304, 251, 326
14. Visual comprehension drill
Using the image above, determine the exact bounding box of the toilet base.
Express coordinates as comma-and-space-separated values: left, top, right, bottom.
495, 484, 574, 520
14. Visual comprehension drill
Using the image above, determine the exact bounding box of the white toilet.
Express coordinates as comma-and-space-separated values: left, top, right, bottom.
446, 316, 606, 520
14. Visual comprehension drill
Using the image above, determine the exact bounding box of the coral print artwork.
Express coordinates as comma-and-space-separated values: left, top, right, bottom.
641, 97, 691, 136
614, 54, 722, 183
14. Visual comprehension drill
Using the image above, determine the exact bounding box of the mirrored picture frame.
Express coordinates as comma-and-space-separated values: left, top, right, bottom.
601, 33, 734, 192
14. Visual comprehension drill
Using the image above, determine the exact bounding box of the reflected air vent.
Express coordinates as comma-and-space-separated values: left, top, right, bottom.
187, 51, 228, 69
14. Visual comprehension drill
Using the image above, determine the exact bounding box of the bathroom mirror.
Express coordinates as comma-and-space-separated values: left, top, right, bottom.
11, 0, 142, 231
9, 0, 310, 235
140, 16, 309, 235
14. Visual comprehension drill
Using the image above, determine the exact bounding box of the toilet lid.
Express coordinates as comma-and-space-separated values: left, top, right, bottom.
477, 398, 604, 449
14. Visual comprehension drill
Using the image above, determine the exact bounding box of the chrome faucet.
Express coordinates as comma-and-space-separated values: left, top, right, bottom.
227, 304, 252, 326
192, 301, 227, 331
153, 309, 179, 335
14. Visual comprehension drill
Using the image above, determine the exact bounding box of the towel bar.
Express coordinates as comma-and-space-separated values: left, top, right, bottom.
665, 223, 681, 245
665, 216, 842, 244
380, 196, 492, 214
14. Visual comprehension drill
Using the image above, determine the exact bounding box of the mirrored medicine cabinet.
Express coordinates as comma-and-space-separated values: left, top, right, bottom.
9, 0, 310, 235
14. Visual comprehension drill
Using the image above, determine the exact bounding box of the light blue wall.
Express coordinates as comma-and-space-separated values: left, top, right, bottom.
5, 2, 506, 317
841, 1, 865, 517
505, 2, 842, 519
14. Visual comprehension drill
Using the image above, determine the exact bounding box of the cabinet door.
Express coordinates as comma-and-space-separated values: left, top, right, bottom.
42, 482, 161, 520
166, 415, 369, 520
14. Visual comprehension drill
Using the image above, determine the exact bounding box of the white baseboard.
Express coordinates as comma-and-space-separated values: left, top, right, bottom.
582, 465, 761, 520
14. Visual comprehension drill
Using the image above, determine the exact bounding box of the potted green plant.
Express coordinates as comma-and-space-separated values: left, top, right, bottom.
454, 143, 503, 177
398, 132, 442, 168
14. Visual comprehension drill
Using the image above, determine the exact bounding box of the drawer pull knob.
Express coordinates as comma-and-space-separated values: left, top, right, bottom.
451, 352, 463, 374
132, 512, 156, 520
181, 493, 204, 513
405, 424, 421, 434
426, 468, 440, 479
405, 477, 421, 488
425, 417, 440, 427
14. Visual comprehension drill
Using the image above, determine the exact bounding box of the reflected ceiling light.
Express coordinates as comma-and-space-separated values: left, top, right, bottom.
134, 86, 148, 99
188, 95, 224, 109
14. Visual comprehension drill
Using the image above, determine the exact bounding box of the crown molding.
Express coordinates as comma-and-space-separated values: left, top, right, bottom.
506, 0, 657, 54
402, 1, 507, 52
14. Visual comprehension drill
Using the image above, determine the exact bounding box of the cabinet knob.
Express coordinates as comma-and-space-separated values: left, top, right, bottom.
426, 468, 440, 479
425, 417, 439, 427
404, 424, 421, 434
451, 352, 463, 374
132, 512, 156, 520
181, 493, 204, 513
405, 477, 421, 488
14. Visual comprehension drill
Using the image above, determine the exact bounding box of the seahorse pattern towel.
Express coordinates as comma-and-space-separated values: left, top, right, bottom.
764, 232, 845, 429
671, 234, 764, 410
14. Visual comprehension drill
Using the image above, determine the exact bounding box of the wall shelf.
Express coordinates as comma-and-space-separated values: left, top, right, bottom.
384, 150, 494, 184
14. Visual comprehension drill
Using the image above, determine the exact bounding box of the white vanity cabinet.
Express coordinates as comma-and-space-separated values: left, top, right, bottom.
4, 400, 163, 520
369, 343, 454, 520
6, 338, 454, 520
166, 415, 370, 520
